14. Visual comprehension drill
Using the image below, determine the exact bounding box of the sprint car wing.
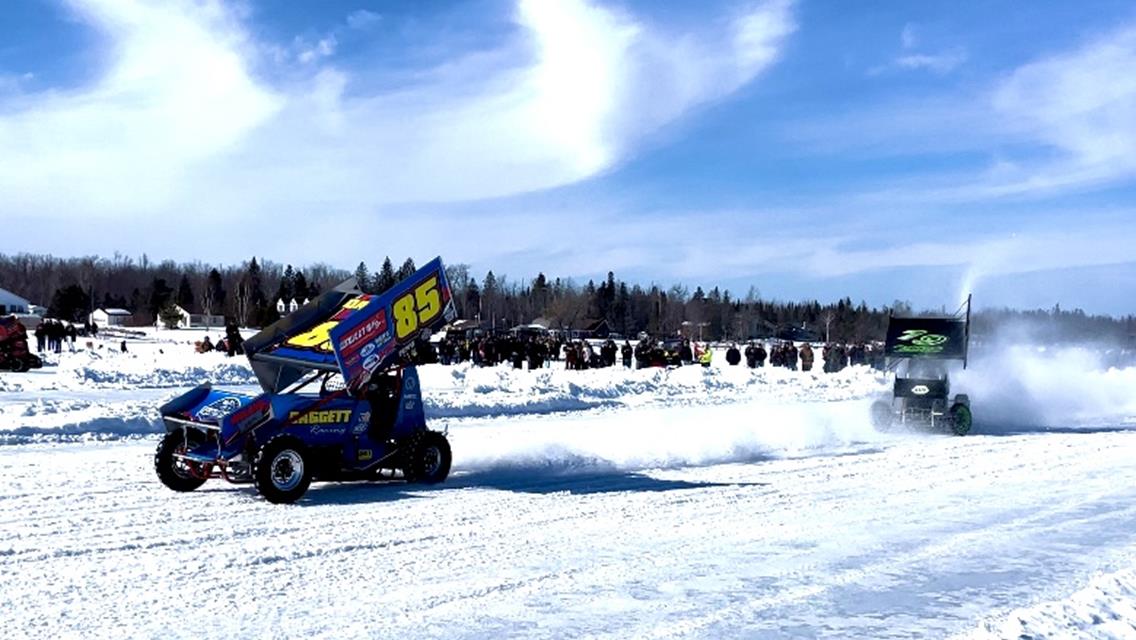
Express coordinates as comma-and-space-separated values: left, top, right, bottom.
242, 257, 456, 393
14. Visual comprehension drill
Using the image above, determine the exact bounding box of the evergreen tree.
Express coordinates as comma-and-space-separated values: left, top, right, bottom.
293, 271, 309, 303
176, 274, 194, 311
203, 269, 225, 316
276, 265, 296, 303
353, 262, 370, 294
482, 271, 499, 326
376, 257, 396, 293
158, 301, 184, 329
396, 257, 416, 281
48, 284, 91, 323
147, 278, 174, 319
531, 273, 549, 314
465, 280, 481, 320
238, 257, 267, 327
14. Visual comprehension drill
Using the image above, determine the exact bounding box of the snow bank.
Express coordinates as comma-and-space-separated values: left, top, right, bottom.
0, 349, 889, 443
0, 348, 257, 393
422, 361, 884, 418
961, 567, 1136, 640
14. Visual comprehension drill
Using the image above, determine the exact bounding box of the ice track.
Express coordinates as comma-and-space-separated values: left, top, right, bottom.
2, 406, 1136, 639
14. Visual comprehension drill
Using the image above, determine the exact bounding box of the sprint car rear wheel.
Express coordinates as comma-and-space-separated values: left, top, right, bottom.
870, 400, 893, 430
155, 428, 209, 492
403, 431, 451, 485
949, 403, 973, 436
9, 357, 28, 373
254, 436, 312, 504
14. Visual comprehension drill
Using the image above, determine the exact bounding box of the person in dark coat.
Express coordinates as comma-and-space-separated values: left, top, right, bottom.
224, 320, 241, 357
621, 341, 633, 368
678, 340, 693, 366
755, 343, 767, 367
725, 344, 741, 366
799, 343, 814, 372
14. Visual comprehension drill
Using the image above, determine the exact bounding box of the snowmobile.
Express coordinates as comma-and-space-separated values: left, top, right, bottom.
154, 257, 458, 503
870, 296, 973, 436
0, 316, 43, 372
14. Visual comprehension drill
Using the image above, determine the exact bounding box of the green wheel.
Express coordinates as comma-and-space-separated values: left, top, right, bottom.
949, 403, 972, 436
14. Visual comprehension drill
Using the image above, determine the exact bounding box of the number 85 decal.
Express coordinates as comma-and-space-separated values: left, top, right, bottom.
392, 276, 442, 340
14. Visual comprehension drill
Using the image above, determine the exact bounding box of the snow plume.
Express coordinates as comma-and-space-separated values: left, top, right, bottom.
957, 336, 1136, 432
450, 398, 893, 479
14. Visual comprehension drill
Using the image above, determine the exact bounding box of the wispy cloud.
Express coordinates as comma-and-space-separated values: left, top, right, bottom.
900, 23, 917, 49
295, 34, 337, 64
981, 26, 1136, 196
894, 49, 967, 74
0, 0, 797, 225
803, 22, 1136, 205
346, 9, 380, 31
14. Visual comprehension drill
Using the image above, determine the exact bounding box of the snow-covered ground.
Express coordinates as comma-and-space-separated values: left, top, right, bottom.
2, 330, 1136, 638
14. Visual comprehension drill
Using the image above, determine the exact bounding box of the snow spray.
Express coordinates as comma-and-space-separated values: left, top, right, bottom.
955, 328, 1136, 432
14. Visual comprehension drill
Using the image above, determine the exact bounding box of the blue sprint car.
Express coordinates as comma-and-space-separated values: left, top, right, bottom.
155, 258, 458, 503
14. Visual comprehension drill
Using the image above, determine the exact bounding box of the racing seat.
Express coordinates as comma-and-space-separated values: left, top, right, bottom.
364, 372, 400, 440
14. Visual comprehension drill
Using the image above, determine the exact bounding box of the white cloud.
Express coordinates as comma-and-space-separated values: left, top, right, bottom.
0, 0, 796, 227
346, 9, 380, 30
296, 34, 337, 64
0, 0, 282, 216
982, 26, 1136, 195
901, 23, 917, 49
894, 49, 966, 73
810, 23, 1136, 204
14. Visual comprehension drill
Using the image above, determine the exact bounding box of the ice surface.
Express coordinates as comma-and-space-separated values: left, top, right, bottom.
2, 330, 1136, 638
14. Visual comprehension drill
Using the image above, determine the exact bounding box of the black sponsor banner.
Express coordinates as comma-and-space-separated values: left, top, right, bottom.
885, 317, 967, 359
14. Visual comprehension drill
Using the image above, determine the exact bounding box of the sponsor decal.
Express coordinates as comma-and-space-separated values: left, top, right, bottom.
353, 411, 371, 434
288, 409, 353, 425
196, 396, 242, 421
229, 398, 270, 432
404, 376, 417, 391
310, 425, 347, 435
358, 449, 373, 461
404, 400, 415, 411
911, 385, 930, 396
894, 330, 951, 355
360, 342, 376, 358
362, 353, 380, 372
337, 309, 388, 357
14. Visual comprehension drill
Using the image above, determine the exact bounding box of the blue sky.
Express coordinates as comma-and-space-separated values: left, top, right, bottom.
2, 0, 1135, 314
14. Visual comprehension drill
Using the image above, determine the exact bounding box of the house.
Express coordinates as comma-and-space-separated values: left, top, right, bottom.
164, 305, 225, 330
0, 287, 30, 315
443, 318, 485, 340
568, 319, 611, 340
90, 308, 134, 327
275, 297, 307, 315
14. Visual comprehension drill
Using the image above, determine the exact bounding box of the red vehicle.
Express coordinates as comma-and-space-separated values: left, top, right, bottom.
0, 316, 43, 372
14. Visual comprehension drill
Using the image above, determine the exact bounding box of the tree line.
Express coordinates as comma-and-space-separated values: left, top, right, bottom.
1, 252, 1132, 344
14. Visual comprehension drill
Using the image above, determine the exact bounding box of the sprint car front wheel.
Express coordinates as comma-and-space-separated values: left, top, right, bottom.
254, 436, 312, 504
155, 428, 209, 492
403, 431, 452, 485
